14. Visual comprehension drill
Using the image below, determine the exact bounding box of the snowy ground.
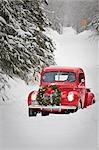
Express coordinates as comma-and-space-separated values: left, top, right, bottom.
0, 27, 98, 150
0, 100, 97, 150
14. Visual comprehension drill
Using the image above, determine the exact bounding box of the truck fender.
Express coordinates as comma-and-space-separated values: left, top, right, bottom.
84, 92, 95, 107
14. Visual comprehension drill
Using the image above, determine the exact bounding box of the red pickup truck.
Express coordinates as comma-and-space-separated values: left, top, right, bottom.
28, 66, 95, 116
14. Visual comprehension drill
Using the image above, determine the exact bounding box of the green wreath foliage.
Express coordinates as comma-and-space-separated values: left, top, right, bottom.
36, 85, 61, 106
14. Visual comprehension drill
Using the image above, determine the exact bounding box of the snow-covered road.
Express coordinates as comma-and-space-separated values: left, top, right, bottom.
0, 27, 98, 150
0, 99, 97, 150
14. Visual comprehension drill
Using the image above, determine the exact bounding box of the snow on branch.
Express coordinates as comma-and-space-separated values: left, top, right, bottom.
0, 0, 55, 84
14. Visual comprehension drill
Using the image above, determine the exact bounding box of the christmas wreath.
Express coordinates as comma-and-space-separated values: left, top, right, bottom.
36, 85, 61, 106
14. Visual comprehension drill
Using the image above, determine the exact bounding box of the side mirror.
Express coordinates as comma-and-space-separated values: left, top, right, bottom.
78, 78, 85, 87
86, 88, 90, 92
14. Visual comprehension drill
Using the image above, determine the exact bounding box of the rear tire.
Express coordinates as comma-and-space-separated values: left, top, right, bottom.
29, 108, 37, 117
70, 109, 76, 113
64, 110, 70, 114
92, 99, 95, 104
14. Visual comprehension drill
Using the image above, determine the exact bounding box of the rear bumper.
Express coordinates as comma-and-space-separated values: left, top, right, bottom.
28, 105, 77, 112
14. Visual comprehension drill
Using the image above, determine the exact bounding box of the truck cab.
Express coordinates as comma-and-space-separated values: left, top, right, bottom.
28, 66, 95, 116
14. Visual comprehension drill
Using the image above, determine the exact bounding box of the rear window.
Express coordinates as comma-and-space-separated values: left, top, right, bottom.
42, 72, 76, 82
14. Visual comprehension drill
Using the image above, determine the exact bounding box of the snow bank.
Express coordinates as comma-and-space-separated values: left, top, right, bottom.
0, 98, 97, 150
0, 76, 39, 104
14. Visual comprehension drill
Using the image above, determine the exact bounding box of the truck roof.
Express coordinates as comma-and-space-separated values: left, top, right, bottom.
42, 66, 83, 73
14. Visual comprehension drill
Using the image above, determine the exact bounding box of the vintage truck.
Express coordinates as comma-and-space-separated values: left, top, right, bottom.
27, 66, 95, 116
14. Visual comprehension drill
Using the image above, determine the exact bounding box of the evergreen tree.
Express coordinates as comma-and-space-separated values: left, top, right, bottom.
44, 0, 98, 33
0, 0, 55, 82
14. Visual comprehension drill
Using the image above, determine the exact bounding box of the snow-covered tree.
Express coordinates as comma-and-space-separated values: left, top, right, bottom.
0, 0, 55, 82
45, 0, 98, 33
0, 0, 56, 101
